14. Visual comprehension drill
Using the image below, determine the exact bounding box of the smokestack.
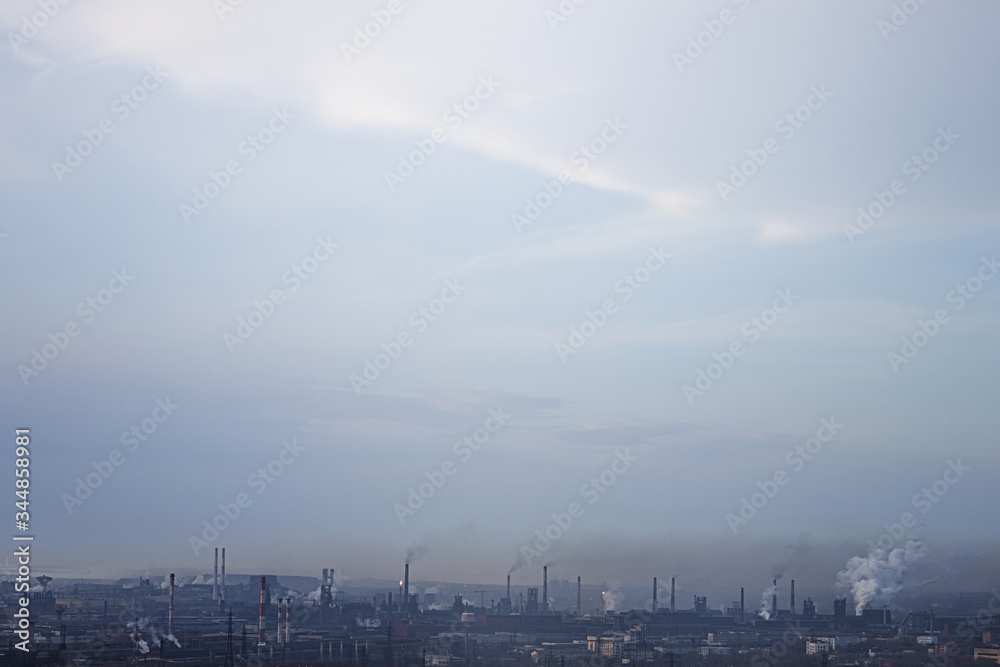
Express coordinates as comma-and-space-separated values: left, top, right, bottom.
772, 579, 778, 619
403, 563, 410, 612
168, 574, 175, 636
740, 587, 745, 623
790, 580, 795, 616
670, 577, 675, 612
653, 577, 657, 611
277, 598, 283, 645
507, 575, 511, 601
258, 576, 266, 646
577, 577, 581, 614
220, 548, 226, 606
285, 598, 290, 646
214, 548, 219, 600
543, 566, 548, 612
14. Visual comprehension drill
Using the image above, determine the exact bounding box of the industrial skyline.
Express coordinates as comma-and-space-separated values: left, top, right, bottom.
2, 1, 999, 664
6, 556, 999, 664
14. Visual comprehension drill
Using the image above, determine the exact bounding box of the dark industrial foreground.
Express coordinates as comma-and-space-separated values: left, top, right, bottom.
3, 559, 999, 667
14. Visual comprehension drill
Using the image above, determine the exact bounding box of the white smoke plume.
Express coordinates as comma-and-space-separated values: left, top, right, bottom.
127, 617, 181, 651
836, 539, 926, 614
759, 584, 777, 620
602, 584, 624, 612
151, 625, 181, 649
127, 619, 151, 654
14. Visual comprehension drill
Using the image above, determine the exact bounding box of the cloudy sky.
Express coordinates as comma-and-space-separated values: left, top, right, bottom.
1, 1, 998, 601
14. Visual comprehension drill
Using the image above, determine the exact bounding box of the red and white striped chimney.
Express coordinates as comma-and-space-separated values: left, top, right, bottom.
285, 598, 290, 645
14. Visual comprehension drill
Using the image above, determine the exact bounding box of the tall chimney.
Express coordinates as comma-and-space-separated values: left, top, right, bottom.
285, 598, 290, 646
258, 576, 266, 646
168, 574, 175, 636
577, 577, 582, 614
277, 598, 283, 644
507, 575, 511, 601
653, 577, 658, 611
214, 548, 219, 600
790, 580, 795, 616
220, 548, 226, 606
670, 578, 675, 612
542, 566, 548, 612
403, 563, 410, 612
772, 579, 778, 619
740, 587, 745, 623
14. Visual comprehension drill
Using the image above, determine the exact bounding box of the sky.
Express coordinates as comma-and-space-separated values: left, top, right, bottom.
1, 1, 998, 605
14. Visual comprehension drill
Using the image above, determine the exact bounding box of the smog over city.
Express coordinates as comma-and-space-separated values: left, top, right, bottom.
1, 1, 999, 665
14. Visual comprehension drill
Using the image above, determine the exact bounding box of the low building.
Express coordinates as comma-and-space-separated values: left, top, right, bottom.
587, 633, 624, 660
806, 641, 831, 655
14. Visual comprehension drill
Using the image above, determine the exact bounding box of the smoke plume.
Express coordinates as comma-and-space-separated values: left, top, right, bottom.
603, 583, 624, 611
836, 539, 926, 614
758, 583, 777, 620
127, 617, 181, 651
406, 544, 429, 563
771, 533, 814, 581
508, 551, 529, 575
